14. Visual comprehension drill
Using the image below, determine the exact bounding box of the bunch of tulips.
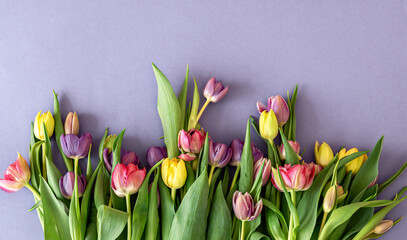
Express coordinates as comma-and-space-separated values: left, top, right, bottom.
1, 63, 406, 240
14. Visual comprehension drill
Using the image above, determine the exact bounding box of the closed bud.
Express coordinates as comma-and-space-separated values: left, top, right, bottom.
373, 220, 393, 235
64, 112, 79, 135
203, 77, 229, 103
34, 111, 55, 140
259, 110, 278, 142
323, 185, 337, 213
314, 141, 334, 168
339, 148, 367, 176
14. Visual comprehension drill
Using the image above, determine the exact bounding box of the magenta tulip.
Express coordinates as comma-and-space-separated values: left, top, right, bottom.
0, 153, 30, 193
209, 140, 232, 168
60, 133, 92, 159
59, 172, 86, 199
178, 129, 205, 161
111, 163, 146, 197
232, 191, 263, 221
257, 95, 289, 126
146, 146, 167, 168
253, 158, 272, 186
271, 163, 316, 192
203, 77, 229, 103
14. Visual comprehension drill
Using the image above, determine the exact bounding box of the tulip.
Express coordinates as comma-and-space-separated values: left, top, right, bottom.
373, 220, 393, 234
314, 141, 334, 168
209, 140, 232, 168
303, 162, 323, 175
278, 140, 302, 160
60, 133, 93, 160
161, 158, 187, 190
257, 95, 289, 127
111, 163, 146, 198
0, 153, 31, 193
253, 158, 271, 186
203, 77, 229, 103
232, 191, 263, 221
229, 139, 264, 167
259, 110, 278, 142
59, 172, 86, 199
104, 148, 140, 173
64, 112, 79, 135
146, 146, 167, 168
178, 129, 205, 161
271, 164, 316, 192
323, 185, 337, 213
34, 111, 55, 140
339, 148, 367, 176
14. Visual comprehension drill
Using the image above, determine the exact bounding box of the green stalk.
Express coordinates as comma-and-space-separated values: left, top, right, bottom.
208, 165, 216, 185
229, 165, 241, 193
171, 188, 176, 202
196, 99, 211, 123
240, 221, 246, 240
288, 191, 296, 240
41, 143, 47, 180
126, 194, 132, 240
25, 183, 41, 200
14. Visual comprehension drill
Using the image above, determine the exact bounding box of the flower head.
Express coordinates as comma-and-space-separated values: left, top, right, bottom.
232, 191, 263, 221
339, 148, 367, 176
229, 139, 264, 167
314, 141, 334, 168
34, 111, 55, 140
209, 140, 232, 168
0, 153, 30, 193
103, 148, 140, 173
257, 95, 289, 126
60, 133, 93, 159
259, 110, 278, 142
278, 140, 301, 160
111, 163, 146, 197
271, 163, 316, 192
161, 158, 187, 189
146, 146, 167, 168
253, 158, 271, 186
59, 172, 86, 199
178, 129, 205, 161
64, 112, 79, 135
203, 77, 229, 103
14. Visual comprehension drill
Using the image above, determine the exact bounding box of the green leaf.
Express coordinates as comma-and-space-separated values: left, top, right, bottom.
226, 179, 239, 213
178, 65, 189, 129
279, 128, 299, 165
187, 77, 200, 129
222, 167, 229, 196
98, 128, 108, 162
97, 205, 129, 240
53, 90, 73, 172
86, 145, 93, 182
152, 63, 182, 158
84, 201, 98, 240
94, 167, 108, 211
249, 232, 271, 240
239, 119, 253, 193
30, 140, 44, 191
158, 176, 175, 240
207, 183, 232, 240
28, 200, 42, 212
168, 168, 209, 240
44, 156, 65, 204
199, 133, 210, 177
40, 177, 71, 240
145, 170, 160, 240
378, 161, 407, 194
185, 161, 195, 191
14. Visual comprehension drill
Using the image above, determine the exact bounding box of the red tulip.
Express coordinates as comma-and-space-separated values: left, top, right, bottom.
0, 153, 31, 193
271, 164, 315, 192
111, 163, 146, 197
232, 191, 263, 221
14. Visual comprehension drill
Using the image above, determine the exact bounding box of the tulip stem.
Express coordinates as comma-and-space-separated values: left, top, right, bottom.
240, 221, 246, 240
318, 212, 328, 237
208, 165, 216, 185
73, 157, 81, 225
229, 165, 241, 193
196, 99, 211, 124
126, 194, 132, 240
171, 188, 176, 202
25, 183, 41, 200
42, 143, 47, 181
288, 190, 296, 240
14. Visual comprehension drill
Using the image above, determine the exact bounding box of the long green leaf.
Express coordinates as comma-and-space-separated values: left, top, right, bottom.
279, 128, 299, 165
158, 176, 175, 240
187, 77, 200, 129
207, 183, 232, 240
239, 119, 253, 193
178, 65, 189, 129
378, 161, 407, 194
145, 170, 160, 240
199, 134, 210, 177
30, 140, 44, 191
97, 205, 128, 240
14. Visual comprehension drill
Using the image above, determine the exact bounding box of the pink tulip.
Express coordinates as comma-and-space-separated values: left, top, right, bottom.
232, 191, 263, 221
257, 95, 289, 126
0, 153, 31, 193
271, 163, 316, 192
303, 162, 323, 175
253, 158, 271, 186
178, 129, 205, 158
278, 141, 301, 160
111, 163, 146, 197
203, 77, 229, 103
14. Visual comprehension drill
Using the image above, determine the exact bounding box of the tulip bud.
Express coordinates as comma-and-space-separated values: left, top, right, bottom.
323, 185, 337, 213
34, 111, 55, 140
229, 139, 264, 167
111, 163, 146, 197
253, 158, 271, 186
209, 140, 232, 168
373, 220, 393, 234
257, 95, 289, 127
161, 158, 187, 189
64, 112, 79, 135
146, 146, 167, 168
203, 77, 229, 103
0, 153, 31, 193
339, 148, 367, 176
60, 133, 93, 159
232, 191, 263, 221
314, 141, 334, 168
271, 163, 316, 192
59, 172, 86, 199
278, 140, 301, 160
259, 110, 278, 142
103, 135, 117, 154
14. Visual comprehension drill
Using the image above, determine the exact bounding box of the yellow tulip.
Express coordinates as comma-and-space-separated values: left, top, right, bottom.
314, 141, 334, 167
161, 158, 187, 189
339, 148, 367, 176
34, 111, 55, 140
259, 110, 278, 142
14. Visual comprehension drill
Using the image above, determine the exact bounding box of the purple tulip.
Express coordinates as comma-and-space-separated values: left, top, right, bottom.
103, 148, 140, 173
257, 95, 289, 127
60, 133, 93, 159
209, 140, 232, 168
229, 139, 264, 167
203, 77, 229, 103
232, 191, 263, 221
59, 172, 87, 199
146, 146, 167, 168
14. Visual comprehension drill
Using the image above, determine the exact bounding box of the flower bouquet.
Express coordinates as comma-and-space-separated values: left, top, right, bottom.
1, 63, 406, 240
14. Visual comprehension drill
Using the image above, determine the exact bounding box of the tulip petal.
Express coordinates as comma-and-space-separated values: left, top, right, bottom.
0, 179, 24, 192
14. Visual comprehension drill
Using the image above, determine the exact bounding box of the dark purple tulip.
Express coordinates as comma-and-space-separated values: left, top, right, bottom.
59, 171, 87, 199
60, 133, 93, 159
103, 148, 139, 173
229, 139, 264, 167
209, 140, 232, 168
146, 146, 167, 168
203, 77, 229, 103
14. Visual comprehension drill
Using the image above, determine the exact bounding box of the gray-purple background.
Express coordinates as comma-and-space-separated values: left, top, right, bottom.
1, 1, 406, 239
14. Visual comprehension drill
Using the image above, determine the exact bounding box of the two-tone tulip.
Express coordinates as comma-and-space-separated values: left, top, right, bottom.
103, 149, 140, 173
146, 146, 167, 168
339, 148, 367, 176
60, 133, 93, 160
314, 141, 334, 168
111, 163, 146, 198
209, 140, 232, 168
229, 139, 264, 167
271, 163, 316, 192
232, 191, 263, 221
178, 129, 205, 161
253, 158, 271, 186
203, 77, 229, 103
0, 153, 31, 193
257, 95, 289, 127
161, 158, 187, 189
259, 110, 278, 142
34, 111, 55, 140
278, 140, 301, 160
59, 172, 86, 199
64, 112, 79, 135
373, 220, 393, 235
303, 162, 323, 175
